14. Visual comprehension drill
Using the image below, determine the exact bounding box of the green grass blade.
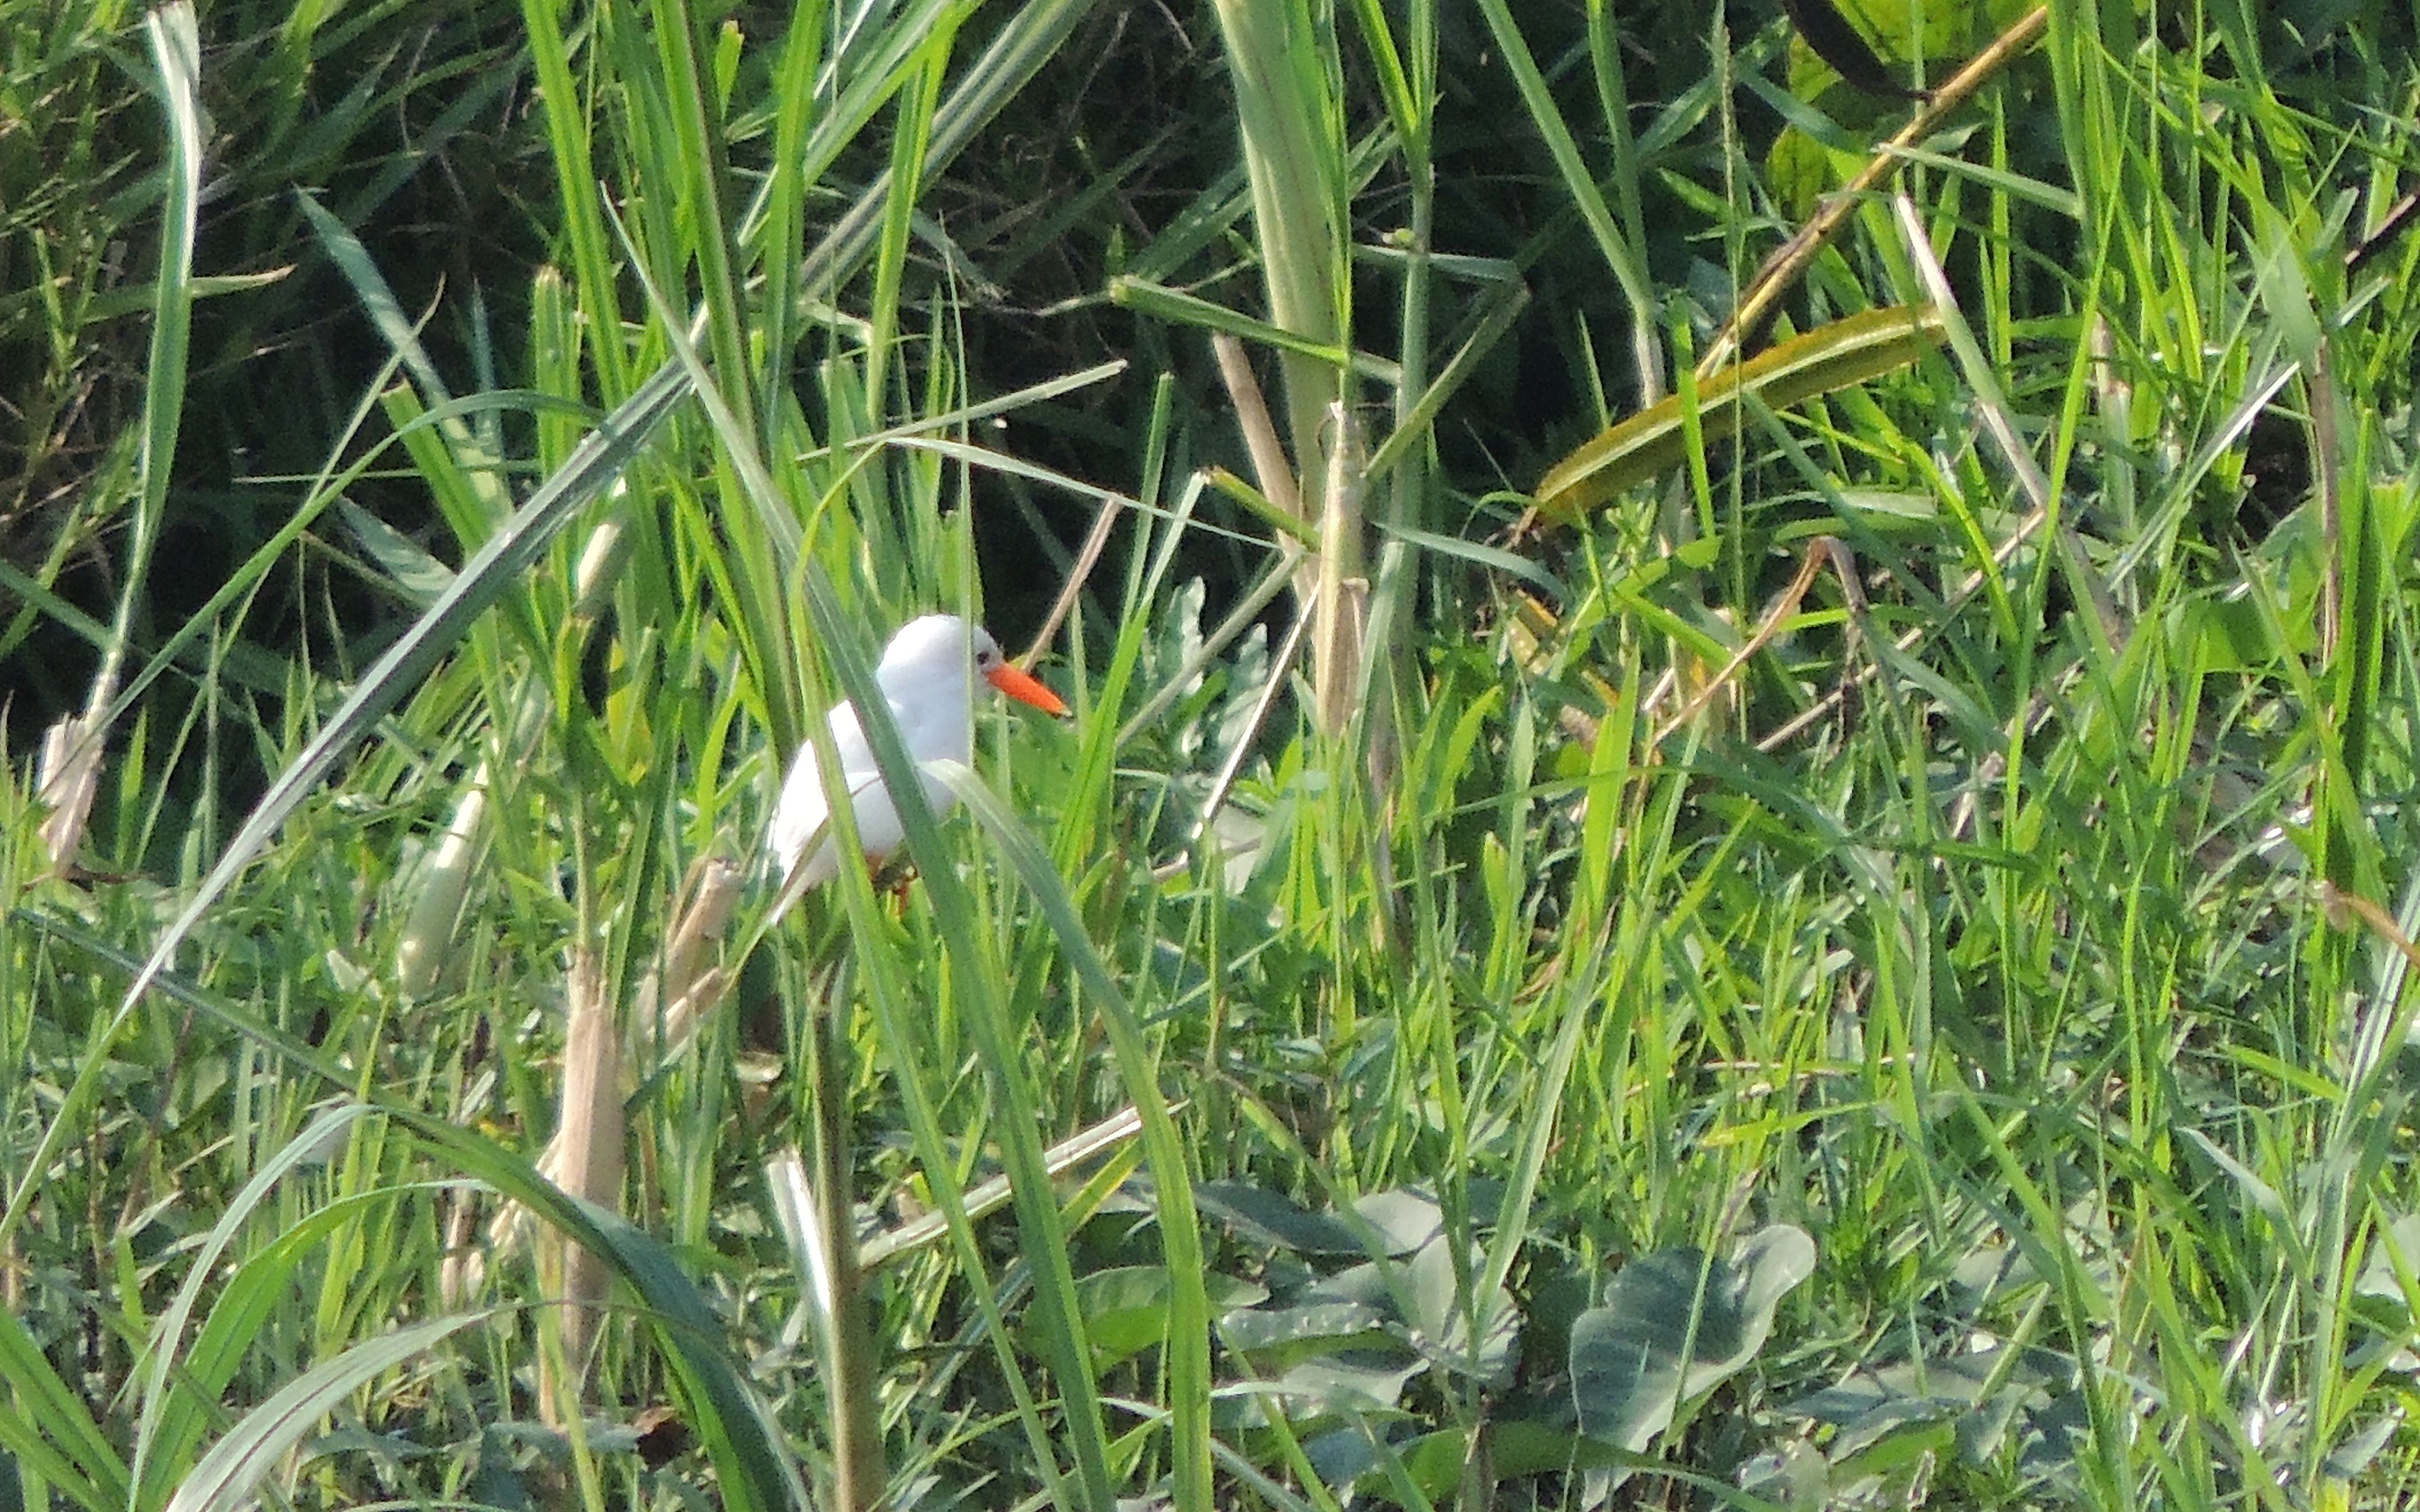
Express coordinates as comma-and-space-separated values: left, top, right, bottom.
160, 1314, 486, 1512
0, 369, 692, 1263
1533, 304, 1947, 520
408, 1119, 812, 1511
0, 1305, 123, 1511
1472, 0, 1660, 402
943, 764, 1215, 1512
130, 1103, 380, 1511
104, 1, 202, 696
797, 567, 1121, 1511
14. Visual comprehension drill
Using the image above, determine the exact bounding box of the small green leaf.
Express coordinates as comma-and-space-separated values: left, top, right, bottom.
1070, 1266, 1178, 1368
1219, 1301, 1392, 1354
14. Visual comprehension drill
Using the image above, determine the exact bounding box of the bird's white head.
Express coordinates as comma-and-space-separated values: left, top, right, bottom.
877, 613, 1068, 715
877, 613, 983, 689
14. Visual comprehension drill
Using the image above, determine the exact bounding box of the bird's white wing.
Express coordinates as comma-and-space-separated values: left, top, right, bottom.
824, 698, 879, 778
767, 637, 981, 895
768, 698, 882, 883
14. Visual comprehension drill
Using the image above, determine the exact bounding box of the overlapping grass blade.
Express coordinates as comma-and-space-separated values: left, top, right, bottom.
0, 366, 692, 1264
943, 762, 1215, 1512
797, 567, 1122, 1511
160, 1314, 487, 1512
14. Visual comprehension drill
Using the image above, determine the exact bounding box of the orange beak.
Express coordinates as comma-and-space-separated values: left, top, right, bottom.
986, 661, 1068, 716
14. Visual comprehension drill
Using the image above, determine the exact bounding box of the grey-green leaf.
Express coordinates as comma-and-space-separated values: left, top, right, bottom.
1569, 1225, 1816, 1454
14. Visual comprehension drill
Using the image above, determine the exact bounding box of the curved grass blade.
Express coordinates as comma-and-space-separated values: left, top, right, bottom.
161, 1314, 486, 1512
796, 573, 1120, 1512
111, 0, 202, 691
136, 365, 684, 980
1534, 303, 1945, 523
5, 916, 807, 1512
131, 1103, 381, 1511
0, 1305, 124, 1511
407, 1119, 812, 1512
38, 1, 204, 873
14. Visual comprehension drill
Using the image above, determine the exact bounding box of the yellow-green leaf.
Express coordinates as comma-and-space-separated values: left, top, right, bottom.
1532, 303, 1945, 524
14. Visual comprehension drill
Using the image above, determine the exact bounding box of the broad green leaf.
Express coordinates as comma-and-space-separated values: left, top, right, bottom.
1196, 1181, 1442, 1256
1569, 1225, 1817, 1454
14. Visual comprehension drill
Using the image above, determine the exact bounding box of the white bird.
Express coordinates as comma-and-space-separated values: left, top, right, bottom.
768, 613, 1068, 891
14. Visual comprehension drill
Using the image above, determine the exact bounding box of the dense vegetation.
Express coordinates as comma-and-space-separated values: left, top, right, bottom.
8, 1, 2420, 1508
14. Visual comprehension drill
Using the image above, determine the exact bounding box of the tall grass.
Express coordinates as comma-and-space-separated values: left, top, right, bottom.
8, 1, 2420, 1509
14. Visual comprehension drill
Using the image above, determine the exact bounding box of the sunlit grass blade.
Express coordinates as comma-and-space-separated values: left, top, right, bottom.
1533, 304, 1948, 521
795, 565, 1121, 1510
1207, 0, 1347, 481
161, 1314, 487, 1512
650, 0, 759, 444
36, 1, 204, 872
119, 0, 201, 656
1109, 276, 1364, 372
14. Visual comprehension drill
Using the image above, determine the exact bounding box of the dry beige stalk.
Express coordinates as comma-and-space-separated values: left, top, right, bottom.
37, 700, 111, 877
438, 1182, 483, 1311
538, 947, 624, 1427
1213, 330, 1309, 597
1028, 491, 1124, 669
1211, 331, 1301, 518
638, 856, 744, 1063
1652, 539, 1843, 747
1312, 402, 1369, 738
487, 855, 738, 1294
